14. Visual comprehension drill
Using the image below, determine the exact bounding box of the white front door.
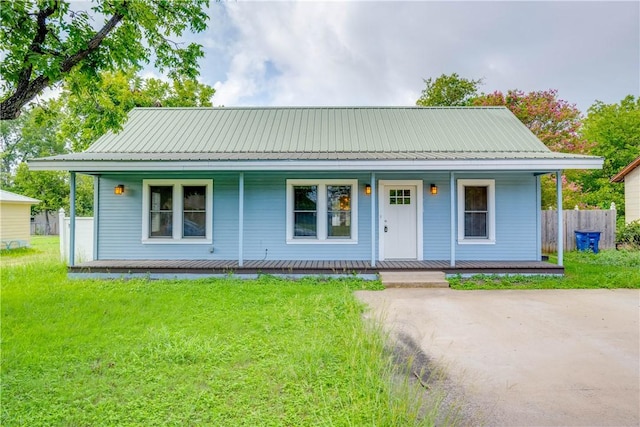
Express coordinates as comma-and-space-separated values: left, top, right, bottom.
382, 185, 418, 259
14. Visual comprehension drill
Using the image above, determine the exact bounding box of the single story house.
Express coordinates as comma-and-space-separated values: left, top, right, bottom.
611, 156, 640, 223
30, 107, 602, 277
0, 189, 40, 249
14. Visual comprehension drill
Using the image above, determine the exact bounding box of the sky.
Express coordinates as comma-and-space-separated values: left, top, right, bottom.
175, 0, 639, 114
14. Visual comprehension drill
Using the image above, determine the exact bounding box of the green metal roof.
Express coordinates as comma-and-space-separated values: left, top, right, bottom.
29, 106, 603, 171
87, 106, 549, 155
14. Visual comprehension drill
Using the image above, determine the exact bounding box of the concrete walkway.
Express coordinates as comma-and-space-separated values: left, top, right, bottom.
355, 288, 640, 426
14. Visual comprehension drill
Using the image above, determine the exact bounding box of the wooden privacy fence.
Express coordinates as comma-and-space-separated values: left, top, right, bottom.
541, 209, 616, 253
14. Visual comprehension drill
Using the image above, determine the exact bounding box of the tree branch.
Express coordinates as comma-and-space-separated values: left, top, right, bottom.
1, 2, 126, 120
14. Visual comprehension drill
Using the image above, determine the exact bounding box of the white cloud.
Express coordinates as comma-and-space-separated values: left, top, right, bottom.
205, 1, 639, 112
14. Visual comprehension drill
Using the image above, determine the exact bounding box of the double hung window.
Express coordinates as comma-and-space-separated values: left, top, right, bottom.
287, 179, 358, 243
457, 179, 495, 244
142, 179, 212, 243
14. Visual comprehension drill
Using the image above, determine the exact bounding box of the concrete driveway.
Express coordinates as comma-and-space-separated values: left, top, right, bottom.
355, 289, 640, 426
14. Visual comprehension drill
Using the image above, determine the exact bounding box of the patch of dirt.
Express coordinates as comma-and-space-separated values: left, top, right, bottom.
388, 332, 487, 426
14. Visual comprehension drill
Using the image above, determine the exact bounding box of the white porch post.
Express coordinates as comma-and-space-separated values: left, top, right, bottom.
69, 171, 76, 267
556, 170, 563, 266
238, 172, 244, 268
450, 171, 456, 267
370, 172, 376, 267
535, 174, 542, 260
93, 175, 99, 260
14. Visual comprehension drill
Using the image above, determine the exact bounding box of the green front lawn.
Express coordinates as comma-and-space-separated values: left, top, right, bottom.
1, 256, 439, 426
449, 250, 640, 289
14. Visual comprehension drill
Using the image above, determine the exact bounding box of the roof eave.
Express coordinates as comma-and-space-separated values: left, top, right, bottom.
28, 157, 604, 173
611, 156, 640, 182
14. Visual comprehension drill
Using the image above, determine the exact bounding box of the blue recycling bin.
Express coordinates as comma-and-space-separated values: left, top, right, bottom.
574, 230, 601, 253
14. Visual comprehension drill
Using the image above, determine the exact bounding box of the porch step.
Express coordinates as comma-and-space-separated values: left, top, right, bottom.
379, 271, 449, 288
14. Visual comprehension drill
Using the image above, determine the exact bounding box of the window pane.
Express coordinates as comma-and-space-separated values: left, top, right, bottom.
465, 186, 487, 211
327, 185, 351, 238
465, 212, 487, 237
328, 186, 351, 211
328, 212, 351, 237
183, 186, 206, 238
150, 186, 172, 211
150, 212, 173, 237
294, 186, 317, 210
294, 212, 317, 237
294, 186, 317, 238
150, 186, 172, 238
183, 212, 206, 237
184, 186, 205, 210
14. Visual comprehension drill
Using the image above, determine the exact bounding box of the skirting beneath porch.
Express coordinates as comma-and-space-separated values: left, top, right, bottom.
69, 259, 564, 278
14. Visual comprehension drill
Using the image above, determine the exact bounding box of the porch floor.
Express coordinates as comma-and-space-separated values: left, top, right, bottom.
69, 259, 564, 276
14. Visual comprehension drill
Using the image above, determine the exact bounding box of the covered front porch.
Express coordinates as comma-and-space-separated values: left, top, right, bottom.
68, 259, 563, 279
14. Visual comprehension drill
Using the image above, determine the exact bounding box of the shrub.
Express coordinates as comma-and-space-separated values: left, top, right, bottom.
617, 220, 640, 249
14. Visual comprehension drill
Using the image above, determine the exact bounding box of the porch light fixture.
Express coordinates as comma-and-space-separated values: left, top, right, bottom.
364, 184, 371, 195
430, 184, 438, 195
114, 184, 125, 195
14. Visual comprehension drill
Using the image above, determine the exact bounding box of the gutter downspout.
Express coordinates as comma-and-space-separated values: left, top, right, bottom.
69, 172, 76, 267
556, 170, 563, 267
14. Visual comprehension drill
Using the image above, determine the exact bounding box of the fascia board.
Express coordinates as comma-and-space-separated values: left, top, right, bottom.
28, 157, 604, 172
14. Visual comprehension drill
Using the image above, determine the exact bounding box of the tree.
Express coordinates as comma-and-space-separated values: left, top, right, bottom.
416, 73, 483, 107
0, 0, 209, 120
577, 95, 640, 214
472, 89, 593, 209
472, 89, 590, 153
1, 99, 66, 185
60, 69, 215, 151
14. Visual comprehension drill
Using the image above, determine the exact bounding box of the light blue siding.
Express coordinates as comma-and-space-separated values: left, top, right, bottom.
98, 173, 238, 260
453, 173, 538, 261
96, 171, 540, 262
242, 172, 372, 261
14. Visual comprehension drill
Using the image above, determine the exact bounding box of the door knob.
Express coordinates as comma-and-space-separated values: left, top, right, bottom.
384, 226, 388, 232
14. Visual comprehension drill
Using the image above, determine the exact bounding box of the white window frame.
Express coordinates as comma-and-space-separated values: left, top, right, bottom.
457, 179, 496, 244
286, 179, 358, 244
142, 179, 213, 244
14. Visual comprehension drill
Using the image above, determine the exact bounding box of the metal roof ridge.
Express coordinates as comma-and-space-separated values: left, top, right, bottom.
129, 106, 510, 111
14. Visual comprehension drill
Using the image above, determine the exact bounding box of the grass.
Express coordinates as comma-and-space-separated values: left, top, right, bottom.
1, 238, 442, 426
449, 250, 640, 289
0, 235, 59, 265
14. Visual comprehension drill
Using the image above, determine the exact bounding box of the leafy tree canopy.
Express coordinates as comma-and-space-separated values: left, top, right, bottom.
581, 95, 640, 178
577, 95, 640, 213
416, 73, 483, 107
472, 89, 590, 154
0, 0, 209, 120
1, 99, 65, 185
60, 69, 215, 151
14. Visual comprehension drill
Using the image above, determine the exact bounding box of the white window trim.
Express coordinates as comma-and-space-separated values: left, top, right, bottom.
286, 179, 358, 244
457, 179, 496, 244
141, 179, 213, 244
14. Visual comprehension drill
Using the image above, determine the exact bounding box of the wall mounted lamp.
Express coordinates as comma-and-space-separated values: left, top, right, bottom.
114, 184, 125, 195
430, 184, 438, 195
364, 184, 372, 195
